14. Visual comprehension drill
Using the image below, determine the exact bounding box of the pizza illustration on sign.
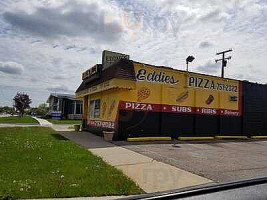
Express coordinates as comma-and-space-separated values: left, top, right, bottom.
137, 87, 151, 101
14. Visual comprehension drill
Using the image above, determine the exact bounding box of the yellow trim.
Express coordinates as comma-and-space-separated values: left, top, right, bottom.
178, 137, 214, 141
215, 136, 248, 139
127, 137, 172, 142
251, 136, 267, 139
76, 79, 136, 98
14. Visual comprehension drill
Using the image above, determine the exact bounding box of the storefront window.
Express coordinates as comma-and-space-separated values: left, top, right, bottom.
76, 102, 82, 114
71, 102, 75, 114
89, 99, 100, 118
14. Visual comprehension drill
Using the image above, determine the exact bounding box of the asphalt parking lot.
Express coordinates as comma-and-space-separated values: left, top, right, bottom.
114, 139, 267, 183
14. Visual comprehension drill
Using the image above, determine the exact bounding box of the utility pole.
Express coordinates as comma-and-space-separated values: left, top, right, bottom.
215, 49, 232, 78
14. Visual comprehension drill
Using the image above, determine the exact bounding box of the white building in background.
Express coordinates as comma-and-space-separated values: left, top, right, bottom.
46, 93, 82, 119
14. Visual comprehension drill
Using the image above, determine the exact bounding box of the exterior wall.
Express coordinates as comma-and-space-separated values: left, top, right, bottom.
243, 82, 267, 135
118, 63, 241, 116
86, 89, 121, 130
82, 96, 88, 120
81, 62, 243, 139
116, 63, 242, 139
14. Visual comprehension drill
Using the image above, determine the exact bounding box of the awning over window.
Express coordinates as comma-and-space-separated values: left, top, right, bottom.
76, 78, 136, 98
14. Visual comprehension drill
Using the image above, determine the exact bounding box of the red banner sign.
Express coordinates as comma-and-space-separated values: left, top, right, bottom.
118, 101, 241, 116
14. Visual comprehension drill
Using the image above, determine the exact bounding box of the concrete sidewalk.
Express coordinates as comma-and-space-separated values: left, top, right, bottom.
30, 196, 127, 200
32, 117, 73, 132
32, 117, 52, 127
51, 124, 74, 132
60, 131, 212, 193
0, 123, 39, 127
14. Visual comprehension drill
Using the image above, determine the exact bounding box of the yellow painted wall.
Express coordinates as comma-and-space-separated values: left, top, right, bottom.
87, 89, 120, 122
83, 62, 241, 125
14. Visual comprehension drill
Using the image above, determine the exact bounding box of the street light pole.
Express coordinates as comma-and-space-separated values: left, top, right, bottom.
186, 56, 195, 72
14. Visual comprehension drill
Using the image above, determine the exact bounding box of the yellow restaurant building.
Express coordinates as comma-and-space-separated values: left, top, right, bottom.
75, 51, 246, 140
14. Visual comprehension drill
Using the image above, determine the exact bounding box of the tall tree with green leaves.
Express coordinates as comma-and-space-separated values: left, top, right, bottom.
37, 102, 49, 116
13, 92, 32, 116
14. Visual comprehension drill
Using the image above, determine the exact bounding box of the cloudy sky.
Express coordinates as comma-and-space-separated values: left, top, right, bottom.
0, 0, 266, 106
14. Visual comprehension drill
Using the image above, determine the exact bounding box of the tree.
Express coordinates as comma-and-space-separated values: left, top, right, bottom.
13, 92, 32, 116
37, 103, 49, 116
0, 106, 13, 114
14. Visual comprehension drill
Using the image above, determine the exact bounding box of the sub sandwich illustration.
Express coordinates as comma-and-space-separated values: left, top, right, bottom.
108, 100, 115, 117
102, 102, 107, 117
176, 91, 189, 103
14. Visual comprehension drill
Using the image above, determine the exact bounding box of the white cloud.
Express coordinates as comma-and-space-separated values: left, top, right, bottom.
52, 74, 68, 80
46, 84, 73, 93
200, 9, 230, 23
199, 41, 214, 48
3, 1, 123, 42
0, 0, 266, 106
196, 60, 221, 74
0, 61, 24, 74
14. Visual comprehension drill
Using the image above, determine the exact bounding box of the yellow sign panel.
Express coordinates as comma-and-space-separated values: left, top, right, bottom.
132, 63, 240, 112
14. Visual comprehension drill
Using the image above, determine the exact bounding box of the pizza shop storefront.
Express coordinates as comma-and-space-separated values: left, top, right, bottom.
76, 55, 244, 140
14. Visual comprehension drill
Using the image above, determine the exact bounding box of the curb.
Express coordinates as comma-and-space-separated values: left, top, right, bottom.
250, 136, 267, 139
178, 137, 214, 141
127, 137, 172, 142
215, 136, 248, 139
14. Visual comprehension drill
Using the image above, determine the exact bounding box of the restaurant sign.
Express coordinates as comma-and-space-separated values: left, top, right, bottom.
82, 64, 102, 80
102, 50, 129, 70
136, 69, 179, 85
188, 76, 238, 93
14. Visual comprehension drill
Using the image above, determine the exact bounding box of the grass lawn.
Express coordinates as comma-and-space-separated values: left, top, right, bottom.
0, 115, 38, 124
0, 127, 143, 199
47, 119, 82, 125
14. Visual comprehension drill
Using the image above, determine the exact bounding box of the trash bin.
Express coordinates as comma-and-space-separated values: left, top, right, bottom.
103, 131, 114, 141
74, 124, 80, 132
